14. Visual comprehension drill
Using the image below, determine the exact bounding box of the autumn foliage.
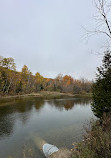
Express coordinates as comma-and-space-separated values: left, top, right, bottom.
0, 56, 92, 96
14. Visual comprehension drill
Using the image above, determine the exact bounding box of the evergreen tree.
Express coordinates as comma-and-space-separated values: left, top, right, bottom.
92, 50, 111, 118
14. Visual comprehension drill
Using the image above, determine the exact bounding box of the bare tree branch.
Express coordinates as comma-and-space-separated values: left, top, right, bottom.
94, 0, 111, 39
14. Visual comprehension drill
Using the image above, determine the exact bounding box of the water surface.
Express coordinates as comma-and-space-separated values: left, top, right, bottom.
0, 97, 95, 158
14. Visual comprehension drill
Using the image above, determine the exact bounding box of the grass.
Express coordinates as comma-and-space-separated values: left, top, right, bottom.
71, 115, 111, 158
0, 91, 92, 100
0, 91, 75, 99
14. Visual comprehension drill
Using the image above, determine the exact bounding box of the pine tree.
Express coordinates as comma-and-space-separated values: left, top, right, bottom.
92, 50, 111, 118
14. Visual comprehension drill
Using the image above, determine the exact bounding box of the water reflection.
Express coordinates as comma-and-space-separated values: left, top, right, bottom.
0, 98, 45, 138
0, 97, 94, 158
34, 99, 45, 111
0, 97, 91, 139
0, 111, 14, 138
47, 98, 91, 111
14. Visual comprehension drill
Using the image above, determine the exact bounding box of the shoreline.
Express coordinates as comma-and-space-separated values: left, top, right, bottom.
0, 91, 92, 100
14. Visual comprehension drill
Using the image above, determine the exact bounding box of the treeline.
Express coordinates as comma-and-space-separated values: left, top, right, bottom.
0, 56, 92, 96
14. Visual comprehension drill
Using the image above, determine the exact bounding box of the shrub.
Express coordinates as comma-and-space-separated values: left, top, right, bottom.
71, 116, 111, 158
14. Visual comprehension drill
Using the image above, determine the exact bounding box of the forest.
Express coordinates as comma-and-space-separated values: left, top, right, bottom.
0, 56, 92, 96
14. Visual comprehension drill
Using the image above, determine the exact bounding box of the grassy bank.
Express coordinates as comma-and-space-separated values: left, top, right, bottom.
0, 91, 92, 99
71, 116, 111, 158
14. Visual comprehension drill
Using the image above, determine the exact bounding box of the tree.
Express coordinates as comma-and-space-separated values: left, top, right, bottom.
0, 56, 16, 71
21, 65, 31, 93
35, 72, 44, 91
94, 0, 111, 39
62, 75, 74, 92
92, 50, 111, 118
85, 0, 111, 48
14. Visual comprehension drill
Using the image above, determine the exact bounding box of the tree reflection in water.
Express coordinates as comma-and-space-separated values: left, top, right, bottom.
47, 98, 91, 111
0, 97, 91, 139
0, 97, 93, 158
0, 97, 45, 139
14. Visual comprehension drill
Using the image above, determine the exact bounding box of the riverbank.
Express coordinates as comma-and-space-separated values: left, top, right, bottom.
30, 116, 111, 158
70, 115, 111, 158
0, 91, 92, 99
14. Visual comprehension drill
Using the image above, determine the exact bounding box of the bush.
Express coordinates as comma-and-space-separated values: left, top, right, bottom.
71, 116, 111, 158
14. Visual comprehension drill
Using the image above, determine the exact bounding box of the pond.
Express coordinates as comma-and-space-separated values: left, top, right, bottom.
0, 97, 95, 158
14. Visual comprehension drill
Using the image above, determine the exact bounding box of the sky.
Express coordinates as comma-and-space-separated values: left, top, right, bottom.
0, 0, 108, 80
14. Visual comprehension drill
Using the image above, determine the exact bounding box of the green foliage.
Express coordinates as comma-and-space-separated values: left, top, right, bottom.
92, 50, 111, 118
16, 81, 23, 93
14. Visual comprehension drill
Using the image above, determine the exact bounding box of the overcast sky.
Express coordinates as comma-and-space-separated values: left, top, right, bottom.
0, 0, 107, 80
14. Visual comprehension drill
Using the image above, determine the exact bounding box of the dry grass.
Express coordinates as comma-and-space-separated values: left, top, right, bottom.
71, 116, 111, 158
49, 148, 71, 158
0, 91, 75, 99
